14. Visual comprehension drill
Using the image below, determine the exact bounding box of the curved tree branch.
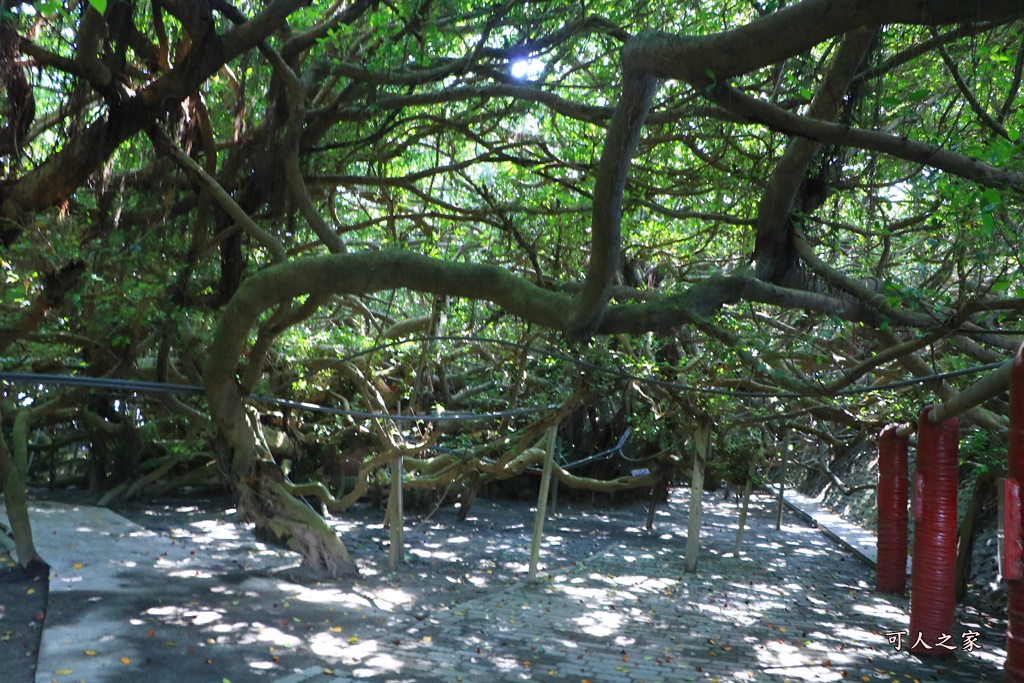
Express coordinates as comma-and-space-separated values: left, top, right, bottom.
148, 125, 288, 263
622, 0, 1023, 84
931, 28, 1009, 138
2, 0, 307, 221
571, 68, 657, 336
705, 82, 1024, 193
753, 27, 877, 284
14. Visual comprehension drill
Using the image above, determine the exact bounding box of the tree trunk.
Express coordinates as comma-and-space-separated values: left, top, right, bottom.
243, 465, 358, 578
956, 472, 996, 602
205, 365, 358, 578
0, 405, 46, 573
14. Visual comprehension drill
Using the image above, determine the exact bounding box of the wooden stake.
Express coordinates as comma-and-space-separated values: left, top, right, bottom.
685, 426, 709, 573
775, 431, 789, 530
387, 454, 405, 571
734, 459, 755, 556
550, 476, 559, 517
528, 426, 558, 580
645, 476, 661, 531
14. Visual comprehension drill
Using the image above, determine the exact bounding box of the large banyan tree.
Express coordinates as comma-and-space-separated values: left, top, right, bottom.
2, 0, 1023, 576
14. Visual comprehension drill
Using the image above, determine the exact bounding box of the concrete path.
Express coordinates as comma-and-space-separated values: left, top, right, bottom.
770, 486, 913, 575
6, 489, 1009, 683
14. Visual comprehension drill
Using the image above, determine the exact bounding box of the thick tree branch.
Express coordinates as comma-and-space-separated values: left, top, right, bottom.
753, 27, 877, 283
571, 69, 658, 336
880, 328, 1008, 432
2, 0, 306, 221
705, 82, 1024, 193
931, 29, 1009, 138
75, 6, 113, 89
148, 126, 288, 263
622, 0, 1023, 84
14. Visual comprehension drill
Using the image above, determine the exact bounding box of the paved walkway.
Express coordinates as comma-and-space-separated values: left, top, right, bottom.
7, 488, 1010, 683
280, 492, 1003, 683
771, 486, 913, 574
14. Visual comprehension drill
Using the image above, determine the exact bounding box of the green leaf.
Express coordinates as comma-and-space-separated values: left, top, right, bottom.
88, 0, 108, 13
36, 0, 60, 16
981, 211, 995, 235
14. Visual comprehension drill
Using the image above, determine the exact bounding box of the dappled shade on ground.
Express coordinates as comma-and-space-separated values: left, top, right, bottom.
0, 489, 1008, 682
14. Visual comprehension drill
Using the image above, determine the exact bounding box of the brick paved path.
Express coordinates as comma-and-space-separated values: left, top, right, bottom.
272, 491, 1007, 683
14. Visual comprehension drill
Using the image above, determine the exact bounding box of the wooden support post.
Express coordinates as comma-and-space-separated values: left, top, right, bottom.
387, 454, 405, 571
528, 426, 558, 581
685, 426, 709, 573
734, 459, 756, 556
877, 424, 909, 593
909, 407, 958, 657
550, 475, 559, 517
646, 476, 662, 531
1007, 342, 1024, 681
775, 432, 789, 530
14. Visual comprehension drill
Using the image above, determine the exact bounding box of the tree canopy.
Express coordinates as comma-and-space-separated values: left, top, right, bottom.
1, 0, 1023, 576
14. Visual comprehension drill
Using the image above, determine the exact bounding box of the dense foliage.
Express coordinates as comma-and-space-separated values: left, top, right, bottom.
1, 0, 1022, 574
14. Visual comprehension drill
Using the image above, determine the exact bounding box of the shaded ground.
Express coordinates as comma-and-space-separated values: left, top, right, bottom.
0, 541, 46, 683
0, 490, 669, 683
110, 492, 665, 614
0, 487, 1012, 682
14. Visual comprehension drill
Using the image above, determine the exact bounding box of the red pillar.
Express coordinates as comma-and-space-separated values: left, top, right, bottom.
877, 424, 909, 593
1007, 343, 1024, 681
909, 406, 958, 657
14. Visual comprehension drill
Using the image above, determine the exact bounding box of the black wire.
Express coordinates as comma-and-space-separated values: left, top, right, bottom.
253, 393, 560, 422
304, 334, 1012, 399
0, 373, 205, 395
0, 372, 559, 422
0, 339, 1011, 422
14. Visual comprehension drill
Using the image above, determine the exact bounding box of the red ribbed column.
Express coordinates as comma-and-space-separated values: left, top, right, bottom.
1007, 342, 1024, 682
877, 425, 909, 594
909, 406, 958, 657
